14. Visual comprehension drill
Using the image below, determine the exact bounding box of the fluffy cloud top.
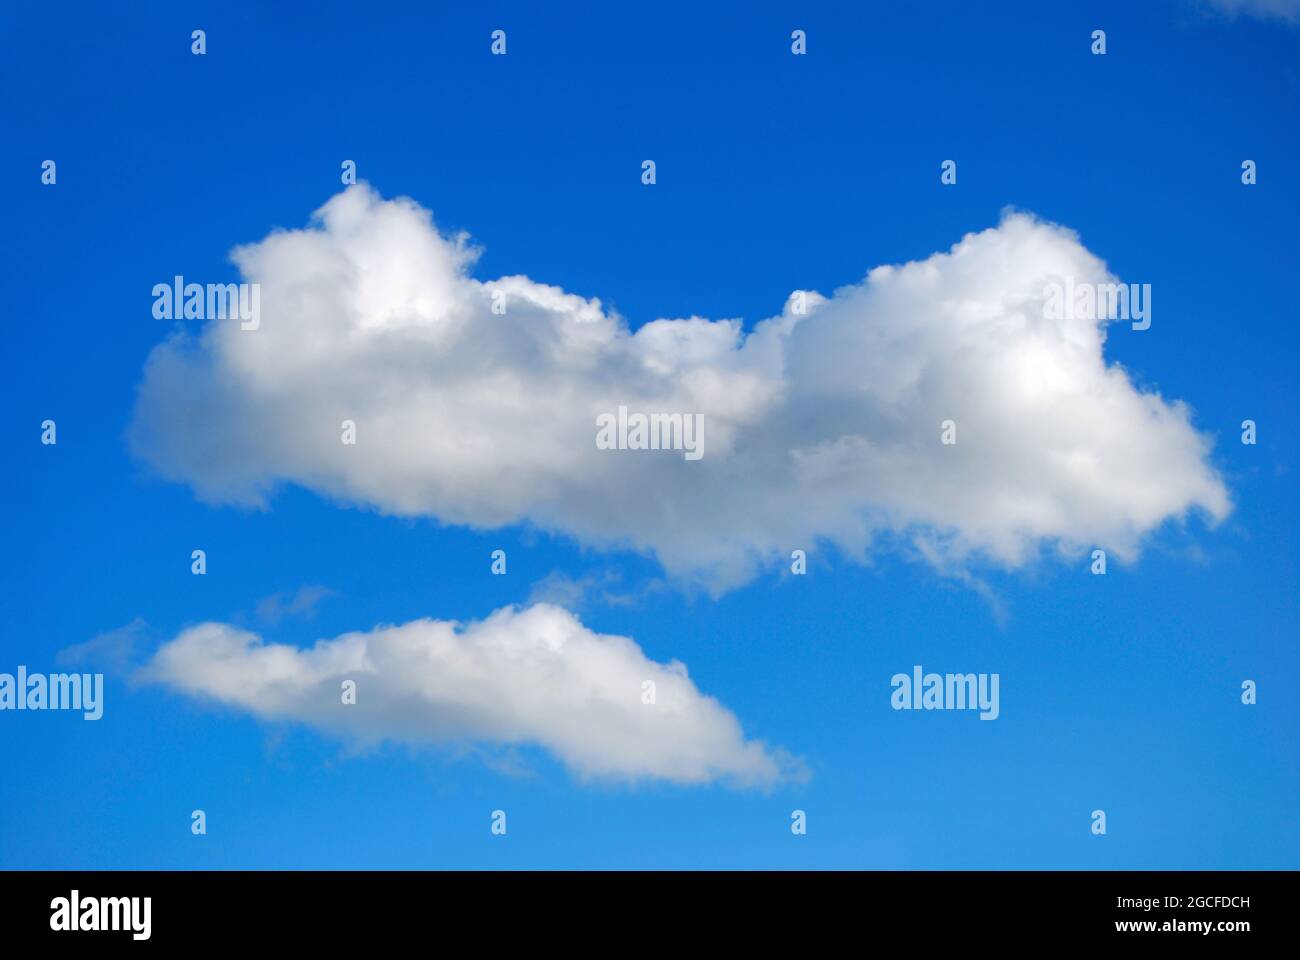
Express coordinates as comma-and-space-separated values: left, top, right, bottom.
131, 185, 1229, 591
139, 603, 794, 787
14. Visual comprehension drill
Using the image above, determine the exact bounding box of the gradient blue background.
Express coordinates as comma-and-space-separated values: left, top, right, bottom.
1, 0, 1296, 868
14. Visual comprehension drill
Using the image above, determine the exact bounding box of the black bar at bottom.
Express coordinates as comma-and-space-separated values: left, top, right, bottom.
0, 870, 1282, 945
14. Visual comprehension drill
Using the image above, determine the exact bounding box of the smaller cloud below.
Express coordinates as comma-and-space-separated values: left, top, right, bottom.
57, 618, 151, 675
255, 585, 336, 625
138, 603, 801, 788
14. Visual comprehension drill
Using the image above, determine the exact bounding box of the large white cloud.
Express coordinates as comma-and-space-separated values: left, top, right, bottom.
140, 603, 795, 786
130, 185, 1229, 591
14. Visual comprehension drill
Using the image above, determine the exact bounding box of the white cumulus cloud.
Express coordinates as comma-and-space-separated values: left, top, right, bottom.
130, 185, 1229, 592
139, 603, 796, 786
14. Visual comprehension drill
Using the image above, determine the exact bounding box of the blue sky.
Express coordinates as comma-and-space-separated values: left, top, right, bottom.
2, 0, 1297, 869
